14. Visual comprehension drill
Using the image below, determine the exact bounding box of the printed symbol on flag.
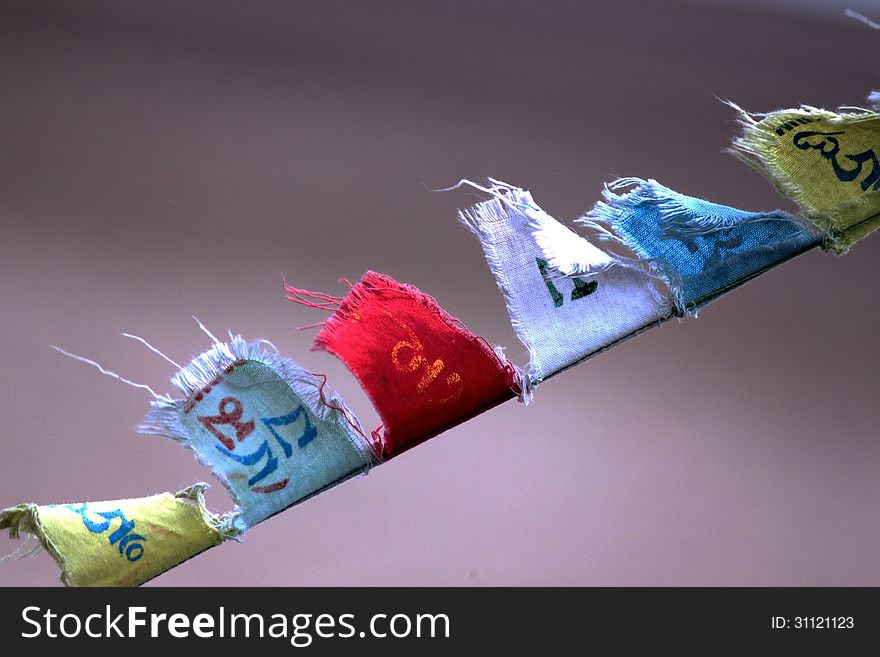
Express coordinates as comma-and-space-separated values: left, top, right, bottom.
674, 231, 746, 271
384, 311, 464, 405
773, 116, 817, 136
792, 129, 880, 192
65, 504, 146, 562
535, 258, 597, 308
262, 406, 318, 451
197, 397, 255, 450
201, 397, 319, 494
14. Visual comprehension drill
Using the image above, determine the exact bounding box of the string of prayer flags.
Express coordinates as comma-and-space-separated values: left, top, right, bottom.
3, 85, 878, 585
139, 334, 378, 531
0, 483, 227, 586
285, 271, 526, 460
457, 179, 672, 383
729, 104, 880, 252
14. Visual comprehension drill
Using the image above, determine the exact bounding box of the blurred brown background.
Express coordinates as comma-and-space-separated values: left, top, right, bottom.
1, 0, 878, 586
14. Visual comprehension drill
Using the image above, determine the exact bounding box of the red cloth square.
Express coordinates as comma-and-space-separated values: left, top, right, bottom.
288, 272, 516, 459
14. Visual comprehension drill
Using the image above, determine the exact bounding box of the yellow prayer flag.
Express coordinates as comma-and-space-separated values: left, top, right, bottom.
0, 483, 232, 586
730, 104, 880, 252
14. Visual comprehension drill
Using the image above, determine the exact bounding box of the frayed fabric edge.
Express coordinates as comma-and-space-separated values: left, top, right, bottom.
492, 343, 534, 404
0, 502, 72, 585
174, 482, 239, 542
577, 177, 819, 314
458, 187, 552, 386
138, 334, 379, 531
576, 178, 688, 315
456, 178, 670, 380
286, 270, 531, 459
0, 482, 232, 587
293, 272, 498, 364
724, 100, 879, 253
286, 271, 531, 404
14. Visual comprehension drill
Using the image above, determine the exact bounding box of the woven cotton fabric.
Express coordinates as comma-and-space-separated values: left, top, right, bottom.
461, 186, 671, 382
139, 337, 377, 531
585, 179, 821, 311
177, 360, 375, 529
731, 106, 880, 251
0, 484, 223, 587
287, 272, 519, 459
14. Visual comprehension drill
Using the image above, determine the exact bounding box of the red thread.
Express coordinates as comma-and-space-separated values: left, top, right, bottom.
370, 426, 385, 458
305, 370, 381, 460
296, 321, 328, 332
252, 479, 290, 494
283, 275, 346, 311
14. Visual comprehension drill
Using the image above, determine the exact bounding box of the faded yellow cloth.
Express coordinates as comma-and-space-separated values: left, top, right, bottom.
730, 105, 880, 252
0, 483, 228, 586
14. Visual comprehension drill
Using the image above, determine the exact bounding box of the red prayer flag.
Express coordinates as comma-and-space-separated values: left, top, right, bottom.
286, 272, 519, 459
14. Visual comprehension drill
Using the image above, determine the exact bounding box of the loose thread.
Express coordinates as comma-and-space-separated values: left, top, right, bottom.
283, 275, 346, 311
306, 370, 381, 460
122, 332, 183, 370
50, 345, 170, 401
